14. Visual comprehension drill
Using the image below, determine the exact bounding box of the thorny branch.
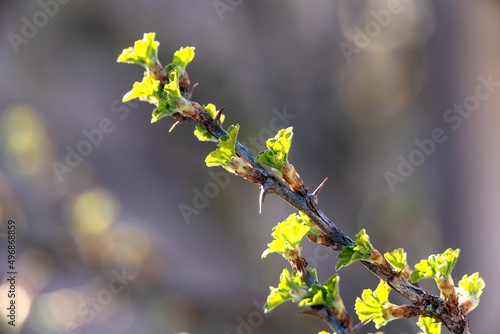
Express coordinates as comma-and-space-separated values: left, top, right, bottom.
156, 64, 472, 334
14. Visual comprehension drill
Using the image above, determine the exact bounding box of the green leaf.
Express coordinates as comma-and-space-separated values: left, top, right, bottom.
122, 73, 163, 104
355, 281, 395, 328
456, 273, 485, 312
262, 239, 286, 258
278, 268, 308, 292
336, 229, 374, 270
172, 47, 195, 70
272, 216, 310, 249
308, 268, 318, 282
117, 32, 159, 69
148, 69, 192, 123
164, 69, 182, 98
255, 127, 293, 175
299, 274, 344, 312
265, 287, 292, 313
264, 268, 309, 313
194, 104, 225, 142
354, 229, 374, 254
411, 249, 459, 283
151, 100, 171, 123
385, 248, 408, 271
417, 316, 441, 334
206, 124, 239, 167
262, 213, 310, 260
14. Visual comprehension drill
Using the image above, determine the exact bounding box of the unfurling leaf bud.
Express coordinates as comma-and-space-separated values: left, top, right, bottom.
281, 164, 307, 195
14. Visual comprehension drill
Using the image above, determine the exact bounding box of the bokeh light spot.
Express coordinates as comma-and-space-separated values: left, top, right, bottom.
1, 104, 53, 177
68, 187, 119, 235
0, 282, 32, 327
48, 289, 86, 328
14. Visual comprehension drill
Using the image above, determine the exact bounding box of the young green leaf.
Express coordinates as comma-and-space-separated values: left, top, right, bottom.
384, 248, 413, 281
296, 211, 327, 244
164, 69, 182, 98
355, 281, 396, 328
149, 70, 193, 123
265, 287, 292, 313
117, 32, 159, 70
122, 73, 164, 104
299, 274, 344, 313
336, 229, 382, 270
255, 127, 293, 176
417, 316, 441, 334
206, 124, 239, 167
456, 273, 485, 312
194, 104, 225, 141
384, 248, 407, 271
151, 100, 170, 123
411, 248, 459, 283
262, 213, 310, 260
264, 268, 310, 313
172, 46, 195, 70
411, 249, 460, 300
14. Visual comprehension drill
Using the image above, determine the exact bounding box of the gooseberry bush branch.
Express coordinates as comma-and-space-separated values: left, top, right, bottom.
118, 33, 484, 334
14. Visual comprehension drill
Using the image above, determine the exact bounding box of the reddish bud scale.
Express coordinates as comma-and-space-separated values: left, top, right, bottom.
460, 300, 473, 315
176, 101, 211, 122
290, 256, 307, 272
289, 248, 300, 259
147, 63, 168, 84
330, 306, 350, 329
439, 279, 458, 304
307, 233, 335, 247
281, 164, 307, 196
178, 71, 191, 95
369, 249, 385, 265
386, 304, 416, 319
330, 299, 347, 318
227, 159, 266, 185
238, 166, 266, 184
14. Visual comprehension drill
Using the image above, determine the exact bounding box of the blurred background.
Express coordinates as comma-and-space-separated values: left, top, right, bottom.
0, 0, 499, 333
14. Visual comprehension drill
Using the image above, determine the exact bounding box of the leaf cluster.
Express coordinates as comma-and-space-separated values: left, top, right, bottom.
256, 127, 293, 176
118, 33, 197, 123
336, 229, 383, 270
355, 281, 396, 328
262, 213, 310, 260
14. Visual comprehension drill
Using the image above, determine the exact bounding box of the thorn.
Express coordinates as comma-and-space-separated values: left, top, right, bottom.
258, 179, 273, 214
296, 310, 318, 317
352, 319, 369, 333
259, 186, 267, 214
188, 82, 199, 98
215, 106, 226, 122
296, 308, 328, 320
312, 177, 328, 196
169, 121, 180, 133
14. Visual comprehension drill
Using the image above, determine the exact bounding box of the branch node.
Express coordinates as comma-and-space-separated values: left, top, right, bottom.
307, 177, 328, 207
